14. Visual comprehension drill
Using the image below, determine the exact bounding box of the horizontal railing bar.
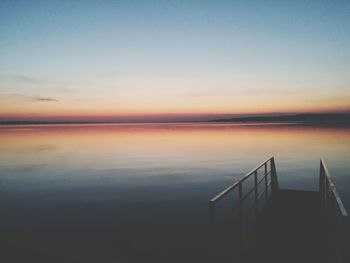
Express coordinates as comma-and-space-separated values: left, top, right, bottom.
238, 156, 274, 183
321, 159, 348, 217
241, 178, 271, 201
244, 184, 273, 214
257, 171, 271, 186
242, 186, 256, 200
258, 187, 268, 200
209, 181, 240, 204
255, 181, 272, 202
217, 181, 273, 221
210, 156, 274, 203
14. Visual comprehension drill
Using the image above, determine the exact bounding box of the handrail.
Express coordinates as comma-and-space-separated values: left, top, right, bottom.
209, 158, 348, 262
209, 157, 279, 255
319, 159, 349, 263
210, 156, 276, 203
320, 159, 348, 217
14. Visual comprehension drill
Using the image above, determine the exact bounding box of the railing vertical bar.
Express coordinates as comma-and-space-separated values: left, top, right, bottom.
238, 182, 244, 250
264, 163, 268, 202
330, 194, 335, 260
254, 171, 258, 217
319, 160, 324, 202
208, 157, 279, 256
271, 157, 279, 192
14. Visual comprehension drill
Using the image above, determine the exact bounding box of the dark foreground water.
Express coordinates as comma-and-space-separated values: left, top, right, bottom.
0, 123, 349, 262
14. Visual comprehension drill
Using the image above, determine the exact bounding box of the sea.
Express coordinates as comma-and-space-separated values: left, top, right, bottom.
0, 123, 349, 262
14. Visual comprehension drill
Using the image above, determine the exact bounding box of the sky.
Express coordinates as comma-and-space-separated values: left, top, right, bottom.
0, 0, 350, 122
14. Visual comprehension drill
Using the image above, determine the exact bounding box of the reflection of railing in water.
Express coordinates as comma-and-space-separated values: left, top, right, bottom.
319, 159, 349, 263
209, 157, 279, 253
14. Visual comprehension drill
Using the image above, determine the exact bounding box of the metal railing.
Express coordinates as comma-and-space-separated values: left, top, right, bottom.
209, 157, 278, 254
319, 159, 349, 263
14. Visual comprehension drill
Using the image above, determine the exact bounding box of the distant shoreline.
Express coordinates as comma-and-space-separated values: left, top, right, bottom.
0, 113, 350, 125
207, 113, 350, 123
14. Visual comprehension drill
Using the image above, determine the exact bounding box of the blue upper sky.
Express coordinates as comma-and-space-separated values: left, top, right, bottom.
0, 0, 349, 120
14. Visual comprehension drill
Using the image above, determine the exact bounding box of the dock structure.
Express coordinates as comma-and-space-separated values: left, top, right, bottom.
209, 157, 349, 263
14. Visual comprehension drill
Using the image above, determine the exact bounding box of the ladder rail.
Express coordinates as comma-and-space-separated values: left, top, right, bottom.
319, 159, 349, 263
209, 156, 278, 254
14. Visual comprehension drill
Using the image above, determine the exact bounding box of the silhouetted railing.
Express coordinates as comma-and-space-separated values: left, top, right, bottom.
209, 157, 278, 254
209, 157, 349, 262
319, 159, 349, 263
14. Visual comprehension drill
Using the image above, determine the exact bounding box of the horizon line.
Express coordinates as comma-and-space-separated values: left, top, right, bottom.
1, 111, 350, 125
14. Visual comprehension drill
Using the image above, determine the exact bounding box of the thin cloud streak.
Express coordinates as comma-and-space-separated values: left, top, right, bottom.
0, 74, 84, 92
33, 97, 58, 102
0, 93, 59, 102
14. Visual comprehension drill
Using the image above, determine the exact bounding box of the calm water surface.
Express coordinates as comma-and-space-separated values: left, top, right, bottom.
0, 123, 349, 262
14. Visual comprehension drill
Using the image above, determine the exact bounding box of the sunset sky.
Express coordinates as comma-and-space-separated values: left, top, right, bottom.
1, 0, 350, 121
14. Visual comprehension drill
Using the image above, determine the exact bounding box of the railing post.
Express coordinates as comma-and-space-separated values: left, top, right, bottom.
264, 163, 268, 201
207, 157, 282, 258
271, 157, 279, 193
238, 182, 244, 250
319, 160, 325, 205
319, 160, 323, 194
330, 194, 336, 260
254, 171, 258, 217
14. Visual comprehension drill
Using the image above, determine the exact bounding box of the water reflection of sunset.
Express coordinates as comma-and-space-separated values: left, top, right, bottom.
1, 123, 350, 263
1, 124, 349, 172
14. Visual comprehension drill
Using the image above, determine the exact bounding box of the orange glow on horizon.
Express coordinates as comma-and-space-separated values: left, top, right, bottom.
1, 93, 350, 121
